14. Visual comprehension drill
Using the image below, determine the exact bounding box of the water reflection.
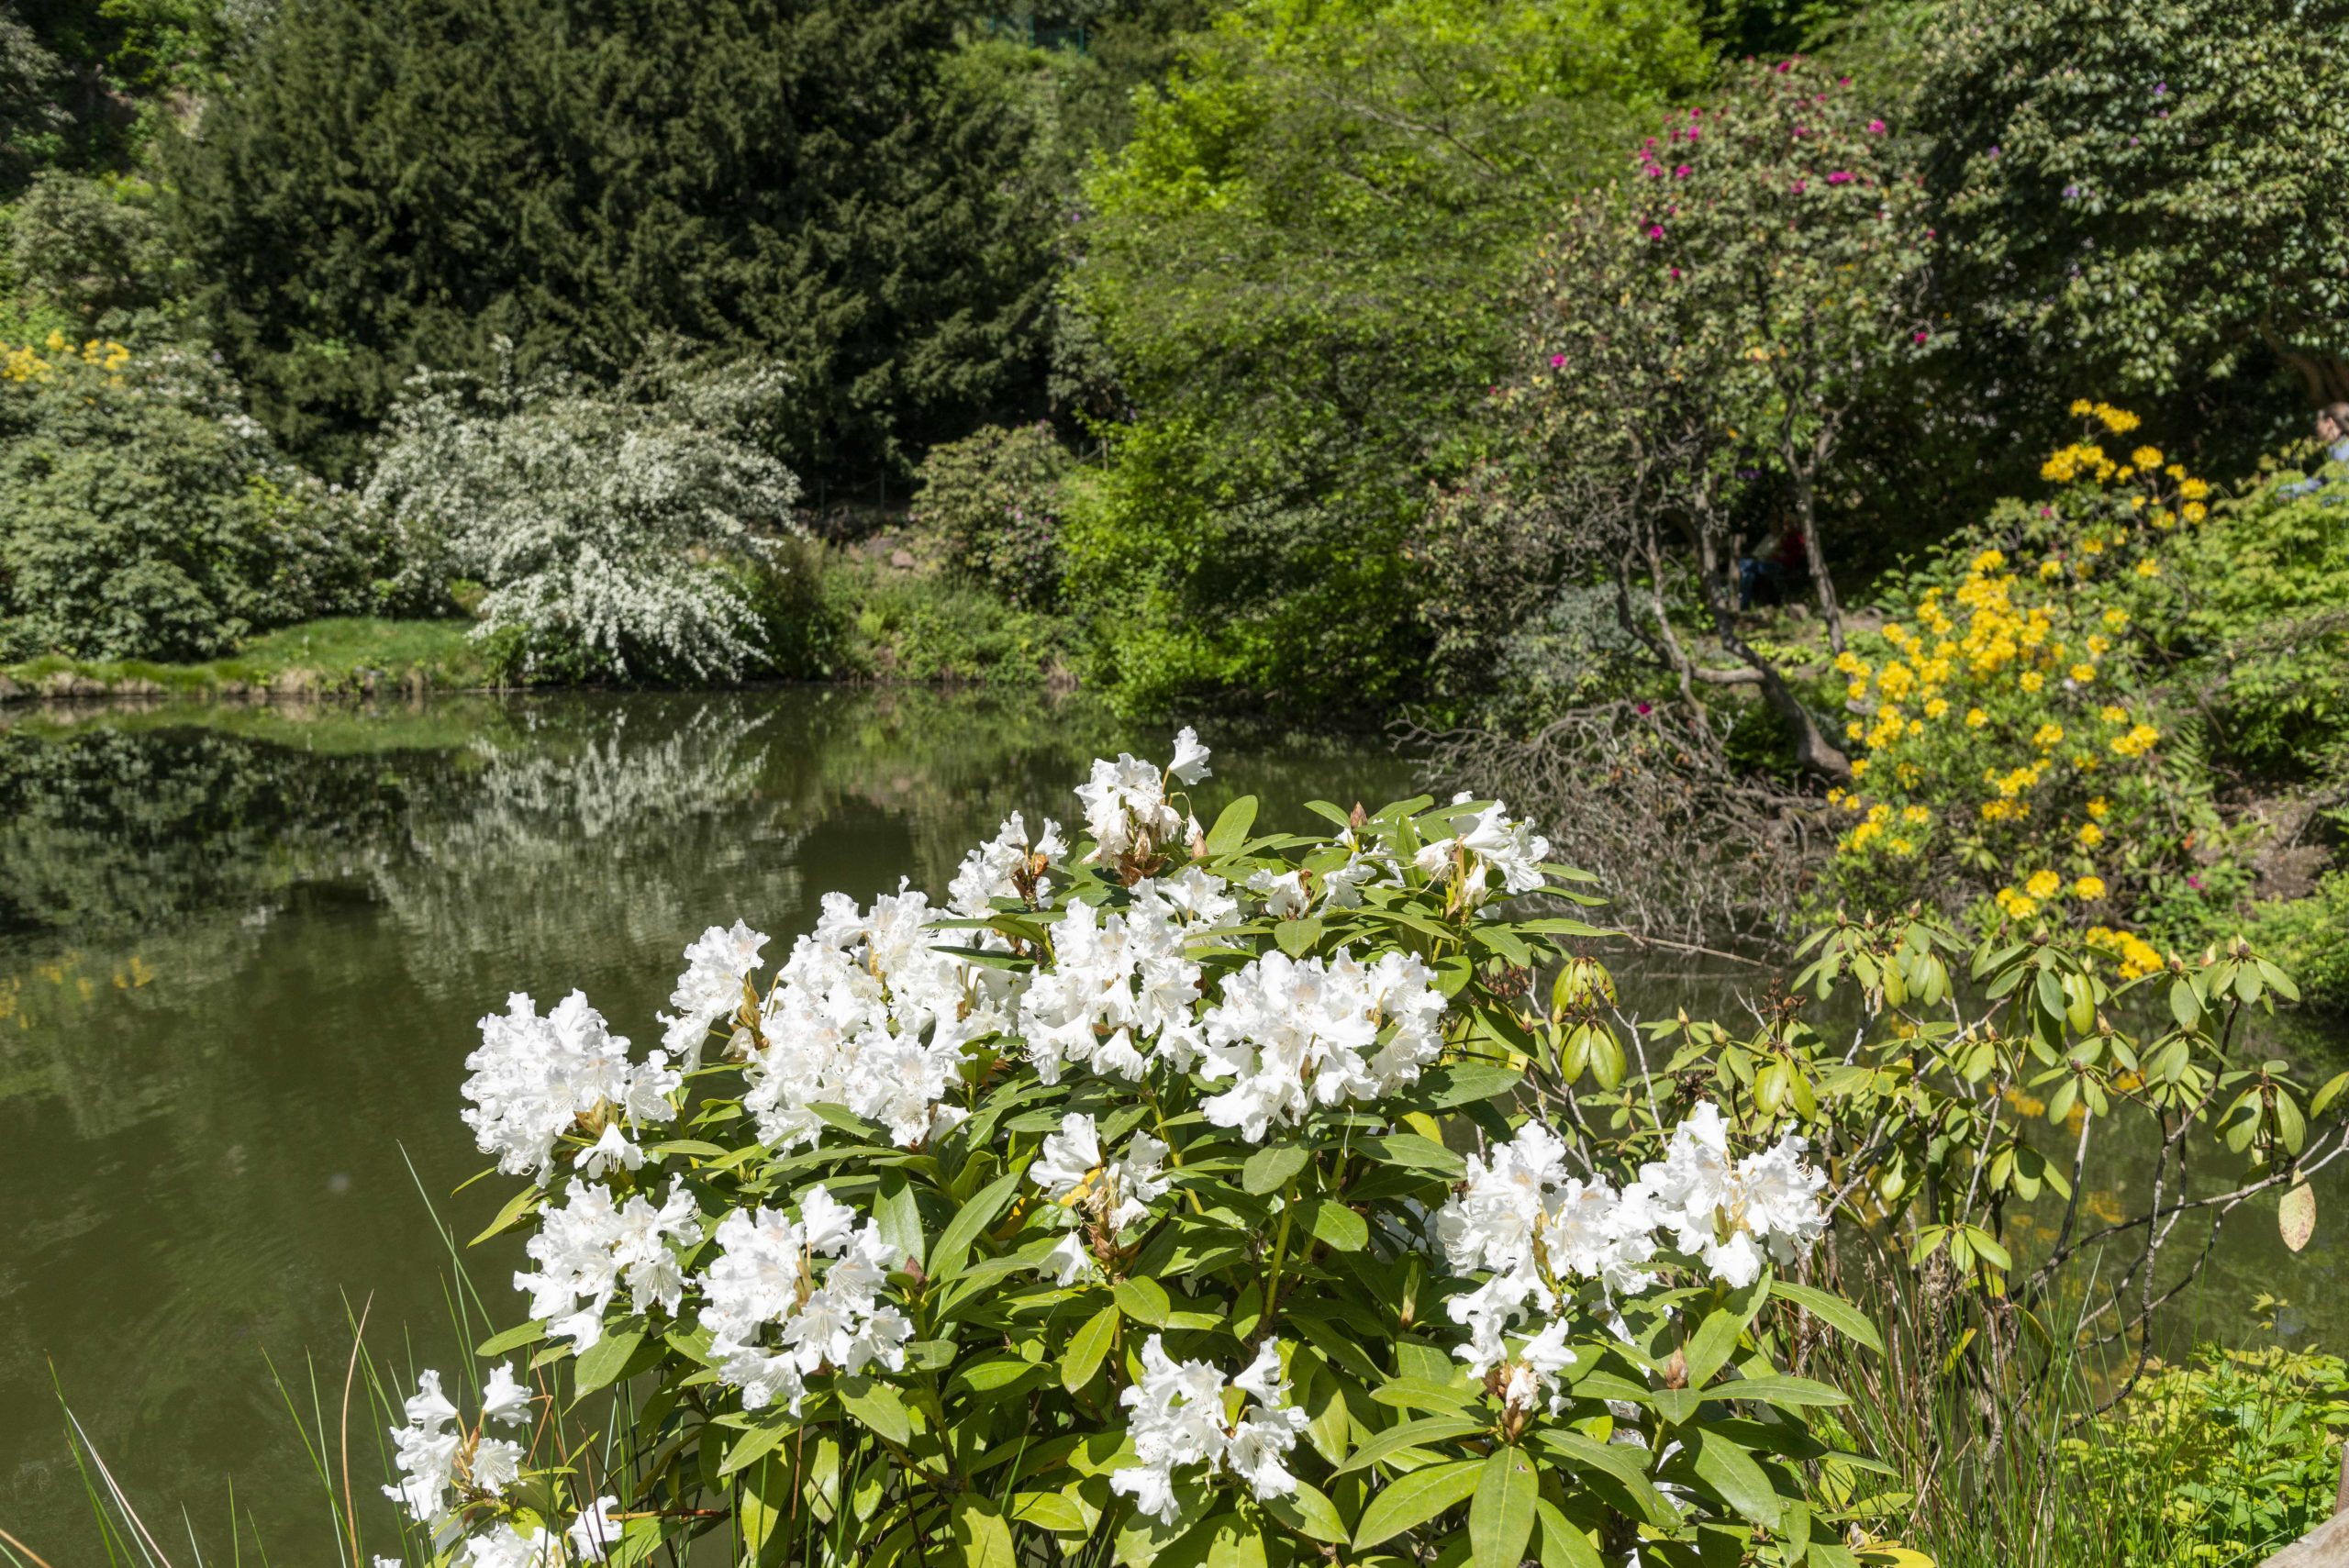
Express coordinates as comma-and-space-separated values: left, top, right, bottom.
0, 689, 1414, 1559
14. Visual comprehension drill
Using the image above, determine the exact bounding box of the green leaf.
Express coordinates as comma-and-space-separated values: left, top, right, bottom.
1063, 1304, 1121, 1394
474, 1320, 547, 1359
1701, 1373, 1848, 1408
930, 1166, 1026, 1283
1683, 1282, 1765, 1390
470, 1183, 544, 1246
572, 1322, 646, 1396
1008, 1491, 1087, 1533
1298, 1198, 1369, 1251
1371, 1375, 1475, 1415
1534, 1429, 1670, 1527
718, 1416, 795, 1477
1353, 1458, 1482, 1549
1242, 1143, 1311, 1195
1354, 1133, 1464, 1179
1204, 796, 1259, 857
1114, 1276, 1174, 1327
1534, 1498, 1603, 1568
1691, 1428, 1782, 1529
1262, 1480, 1349, 1544
1275, 917, 1324, 958
1334, 1416, 1486, 1474
874, 1171, 927, 1272
951, 1495, 1017, 1568
1411, 1062, 1525, 1108
838, 1374, 914, 1446
1771, 1280, 1883, 1353
1469, 1449, 1538, 1568
2281, 1178, 2318, 1253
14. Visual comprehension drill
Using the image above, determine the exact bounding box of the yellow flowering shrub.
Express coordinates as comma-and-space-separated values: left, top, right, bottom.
1822, 404, 2232, 951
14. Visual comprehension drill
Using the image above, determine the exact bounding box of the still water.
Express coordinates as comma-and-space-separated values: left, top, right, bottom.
0, 688, 2341, 1559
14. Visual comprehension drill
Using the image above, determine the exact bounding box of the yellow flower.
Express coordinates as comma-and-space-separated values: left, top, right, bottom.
1924, 696, 1950, 720
2134, 558, 2162, 578
2069, 399, 2095, 417
1850, 758, 1870, 779
2039, 558, 2065, 581
1834, 650, 1866, 676
1847, 678, 1870, 702
2095, 404, 2142, 434
1965, 707, 1988, 728
2078, 821, 2104, 848
2081, 535, 2104, 556
1846, 719, 1865, 740
2074, 876, 2107, 900
1901, 805, 1932, 825
2087, 796, 2110, 819
2032, 722, 2065, 749
2183, 501, 2206, 523
2069, 663, 2096, 684
2179, 477, 2209, 500
2102, 607, 2130, 629
2020, 671, 2045, 693
2025, 869, 2063, 901
2111, 724, 2160, 758
1997, 888, 2040, 920
2086, 634, 2111, 656
1971, 549, 2008, 576
2132, 447, 2162, 470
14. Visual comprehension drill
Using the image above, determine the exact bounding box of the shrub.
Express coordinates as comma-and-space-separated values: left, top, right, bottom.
911, 420, 1069, 610
2064, 1337, 2349, 1564
5, 168, 169, 323
385, 732, 1920, 1567
0, 332, 392, 662
1824, 404, 2233, 941
363, 349, 802, 681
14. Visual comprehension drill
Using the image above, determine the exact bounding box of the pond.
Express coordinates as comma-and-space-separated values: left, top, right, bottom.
0, 687, 2341, 1560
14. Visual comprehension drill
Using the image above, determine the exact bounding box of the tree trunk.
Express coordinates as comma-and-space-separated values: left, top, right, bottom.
1788, 463, 1845, 655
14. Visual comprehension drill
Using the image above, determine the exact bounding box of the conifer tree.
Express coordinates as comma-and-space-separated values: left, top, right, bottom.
169, 0, 1059, 483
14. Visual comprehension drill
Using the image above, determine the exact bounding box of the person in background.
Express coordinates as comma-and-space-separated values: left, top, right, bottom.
2281, 402, 2349, 498
1739, 520, 1808, 610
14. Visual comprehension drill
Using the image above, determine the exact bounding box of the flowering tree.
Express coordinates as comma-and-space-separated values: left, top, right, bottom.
379, 730, 1909, 1568
1426, 60, 1929, 783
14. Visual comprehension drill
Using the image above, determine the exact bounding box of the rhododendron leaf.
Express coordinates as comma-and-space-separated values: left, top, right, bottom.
1333, 1416, 1486, 1474
1008, 1489, 1087, 1533
572, 1320, 647, 1396
472, 1183, 545, 1246
1113, 1276, 1174, 1327
475, 1319, 547, 1358
1353, 1457, 1481, 1548
1469, 1448, 1538, 1568
1262, 1478, 1350, 1543
930, 1166, 1026, 1284
839, 1375, 914, 1446
1703, 1373, 1849, 1408
950, 1495, 1017, 1568
1534, 1430, 1671, 1527
1687, 1427, 1782, 1529
717, 1415, 794, 1477
1063, 1304, 1120, 1394
1535, 1497, 1603, 1568
1203, 797, 1259, 858
1353, 1133, 1464, 1179
1770, 1282, 1883, 1353
1298, 1199, 1369, 1253
1241, 1143, 1311, 1195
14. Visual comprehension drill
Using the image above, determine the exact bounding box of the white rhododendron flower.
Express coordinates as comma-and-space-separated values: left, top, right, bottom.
384, 1367, 593, 1567
1033, 1111, 1174, 1230
1415, 795, 1553, 909
1018, 895, 1205, 1083
949, 811, 1066, 916
1076, 730, 1208, 865
1196, 949, 1444, 1140
701, 1184, 915, 1415
462, 991, 680, 1181
742, 886, 1003, 1151
659, 918, 769, 1064
514, 1183, 702, 1351
1438, 1107, 1824, 1373
1111, 1337, 1308, 1525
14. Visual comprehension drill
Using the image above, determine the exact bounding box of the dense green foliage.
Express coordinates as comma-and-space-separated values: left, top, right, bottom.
1915, 0, 2349, 463
166, 0, 1062, 484
913, 420, 1071, 609
1064, 0, 1711, 712
0, 333, 395, 661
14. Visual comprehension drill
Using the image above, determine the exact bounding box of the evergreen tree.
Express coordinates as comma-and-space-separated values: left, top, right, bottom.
167, 0, 1060, 484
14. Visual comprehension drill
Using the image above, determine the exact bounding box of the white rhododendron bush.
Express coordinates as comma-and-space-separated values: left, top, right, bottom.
384, 733, 1903, 1568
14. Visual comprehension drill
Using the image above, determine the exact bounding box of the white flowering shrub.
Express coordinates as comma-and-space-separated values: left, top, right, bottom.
386, 732, 1911, 1568
364, 350, 801, 680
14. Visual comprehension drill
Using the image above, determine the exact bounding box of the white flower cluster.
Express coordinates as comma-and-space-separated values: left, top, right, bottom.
743, 886, 1012, 1151
1110, 1338, 1308, 1525
659, 918, 769, 1065
515, 1183, 703, 1351
1413, 795, 1553, 909
1437, 1107, 1827, 1387
1018, 884, 1218, 1083
949, 812, 1065, 917
1196, 949, 1446, 1141
463, 992, 682, 1181
1031, 1111, 1174, 1283
700, 1184, 913, 1414
1075, 727, 1210, 864
383, 1366, 618, 1565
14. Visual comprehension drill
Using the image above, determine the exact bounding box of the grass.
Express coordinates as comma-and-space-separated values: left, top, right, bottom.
3, 618, 495, 701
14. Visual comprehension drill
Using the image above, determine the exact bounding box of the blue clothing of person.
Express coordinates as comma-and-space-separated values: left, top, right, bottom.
2280, 438, 2349, 499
